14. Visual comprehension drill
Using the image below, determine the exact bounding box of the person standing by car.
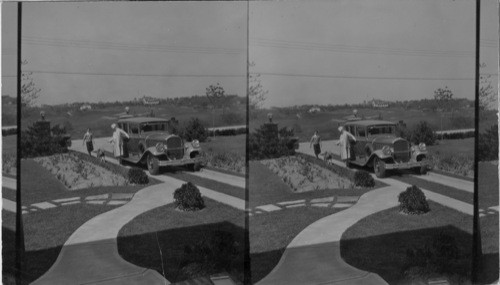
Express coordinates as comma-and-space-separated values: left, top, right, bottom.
82, 128, 94, 156
336, 126, 356, 165
310, 130, 322, 159
109, 123, 129, 158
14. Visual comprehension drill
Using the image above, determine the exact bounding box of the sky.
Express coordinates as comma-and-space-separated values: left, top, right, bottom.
1, 2, 247, 105
249, 0, 498, 108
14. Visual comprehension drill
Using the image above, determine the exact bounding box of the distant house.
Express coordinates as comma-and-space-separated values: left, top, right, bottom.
371, 99, 389, 108
80, 104, 92, 111
142, 96, 160, 105
308, 106, 321, 113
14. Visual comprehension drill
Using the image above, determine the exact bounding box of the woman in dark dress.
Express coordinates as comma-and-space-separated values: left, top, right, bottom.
82, 128, 94, 156
310, 130, 322, 159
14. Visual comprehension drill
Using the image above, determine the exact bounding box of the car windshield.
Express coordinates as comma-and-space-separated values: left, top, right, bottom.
140, 122, 168, 133
367, 125, 395, 136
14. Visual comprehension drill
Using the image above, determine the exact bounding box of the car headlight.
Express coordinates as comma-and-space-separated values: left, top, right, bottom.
418, 142, 426, 151
382, 145, 391, 155
156, 142, 165, 153
191, 139, 200, 148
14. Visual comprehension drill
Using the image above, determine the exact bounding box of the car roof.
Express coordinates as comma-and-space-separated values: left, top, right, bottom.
345, 120, 396, 126
117, 117, 168, 124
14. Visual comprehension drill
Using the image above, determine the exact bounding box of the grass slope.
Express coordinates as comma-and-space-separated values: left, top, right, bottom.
341, 201, 473, 284
117, 198, 245, 283
21, 159, 157, 205
478, 161, 499, 283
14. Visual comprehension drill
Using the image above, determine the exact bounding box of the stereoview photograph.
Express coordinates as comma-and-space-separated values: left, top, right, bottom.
3, 2, 247, 284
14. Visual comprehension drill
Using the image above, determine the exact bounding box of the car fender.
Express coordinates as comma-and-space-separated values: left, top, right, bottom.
145, 146, 163, 156
371, 150, 392, 160
412, 149, 427, 160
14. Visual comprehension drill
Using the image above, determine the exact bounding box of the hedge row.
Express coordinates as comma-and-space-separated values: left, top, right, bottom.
436, 131, 475, 140
207, 127, 247, 137
2, 128, 17, 136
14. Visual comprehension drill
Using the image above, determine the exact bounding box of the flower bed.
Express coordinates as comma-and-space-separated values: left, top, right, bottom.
201, 151, 245, 175
261, 156, 355, 192
34, 153, 128, 190
2, 154, 16, 176
428, 153, 473, 178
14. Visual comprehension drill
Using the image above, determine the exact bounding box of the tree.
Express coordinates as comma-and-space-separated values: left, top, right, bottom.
21, 60, 41, 109
479, 63, 496, 111
249, 62, 268, 110
205, 83, 225, 112
433, 86, 453, 109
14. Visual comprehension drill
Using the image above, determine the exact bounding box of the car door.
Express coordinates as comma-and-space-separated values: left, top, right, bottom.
353, 126, 369, 163
127, 123, 141, 156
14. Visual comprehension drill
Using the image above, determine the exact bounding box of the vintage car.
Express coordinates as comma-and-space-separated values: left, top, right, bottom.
116, 117, 202, 175
344, 120, 429, 178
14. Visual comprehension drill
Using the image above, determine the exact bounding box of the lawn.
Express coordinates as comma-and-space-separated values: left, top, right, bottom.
201, 134, 246, 175
428, 138, 474, 158
117, 198, 245, 283
202, 134, 246, 155
341, 201, 473, 285
248, 160, 380, 283
478, 161, 499, 284
1, 155, 157, 284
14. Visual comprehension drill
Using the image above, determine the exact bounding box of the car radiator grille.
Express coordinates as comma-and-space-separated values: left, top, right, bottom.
393, 140, 410, 162
166, 137, 184, 159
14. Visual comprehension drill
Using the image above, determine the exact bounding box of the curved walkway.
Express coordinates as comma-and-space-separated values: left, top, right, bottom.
256, 186, 399, 285
32, 142, 245, 285
257, 141, 476, 284
32, 183, 173, 285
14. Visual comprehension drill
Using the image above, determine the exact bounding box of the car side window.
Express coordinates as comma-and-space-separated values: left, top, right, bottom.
130, 124, 139, 134
121, 123, 129, 134
357, 126, 365, 137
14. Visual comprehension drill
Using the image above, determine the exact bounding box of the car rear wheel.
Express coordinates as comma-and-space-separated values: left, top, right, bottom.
374, 157, 386, 178
147, 153, 160, 175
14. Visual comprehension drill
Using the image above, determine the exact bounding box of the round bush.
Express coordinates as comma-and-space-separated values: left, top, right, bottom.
410, 121, 436, 146
128, 167, 149, 185
182, 118, 208, 142
398, 185, 430, 215
353, 170, 375, 187
174, 182, 205, 211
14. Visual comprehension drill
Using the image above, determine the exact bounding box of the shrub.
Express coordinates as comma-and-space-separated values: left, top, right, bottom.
20, 122, 68, 158
410, 121, 436, 146
398, 185, 430, 215
127, 167, 149, 184
174, 182, 205, 211
249, 124, 296, 160
353, 170, 375, 187
182, 118, 208, 142
478, 124, 498, 161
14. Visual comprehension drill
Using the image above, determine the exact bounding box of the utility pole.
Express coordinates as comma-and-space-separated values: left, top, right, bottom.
472, 0, 482, 283
16, 3, 26, 284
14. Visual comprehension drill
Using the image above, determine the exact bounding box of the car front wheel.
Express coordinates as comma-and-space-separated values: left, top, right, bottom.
147, 153, 160, 175
415, 164, 428, 175
189, 162, 202, 172
374, 157, 386, 178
